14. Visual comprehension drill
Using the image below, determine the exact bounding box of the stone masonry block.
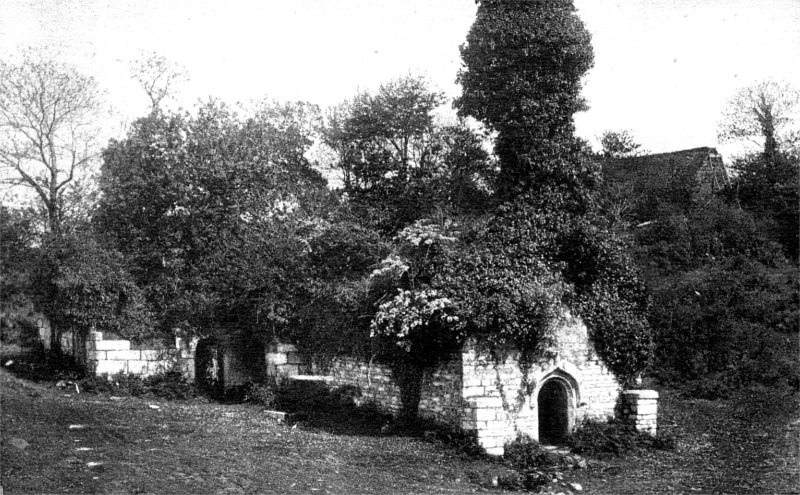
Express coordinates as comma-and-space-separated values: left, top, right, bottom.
273, 342, 298, 353
87, 350, 106, 361
622, 389, 659, 400
463, 385, 485, 398
94, 340, 131, 351
94, 359, 128, 375
474, 408, 499, 421
286, 352, 305, 365
149, 361, 172, 375
127, 360, 148, 375
267, 352, 288, 365
630, 403, 658, 415
89, 331, 104, 341
484, 446, 504, 456
106, 350, 140, 361
140, 350, 164, 361
278, 364, 300, 376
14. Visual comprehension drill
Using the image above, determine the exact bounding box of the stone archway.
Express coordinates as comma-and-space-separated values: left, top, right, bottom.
537, 378, 572, 444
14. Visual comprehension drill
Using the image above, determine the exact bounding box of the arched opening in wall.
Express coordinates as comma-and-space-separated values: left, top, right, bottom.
195, 338, 224, 399
538, 379, 570, 445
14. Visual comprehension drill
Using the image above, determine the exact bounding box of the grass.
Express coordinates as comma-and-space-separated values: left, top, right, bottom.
1, 347, 798, 494
0, 351, 517, 494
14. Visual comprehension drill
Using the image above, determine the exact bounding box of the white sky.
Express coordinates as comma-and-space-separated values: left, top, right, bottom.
2, 0, 799, 161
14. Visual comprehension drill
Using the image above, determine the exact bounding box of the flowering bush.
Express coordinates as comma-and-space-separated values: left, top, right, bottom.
370, 288, 459, 352
368, 255, 409, 285
394, 220, 458, 249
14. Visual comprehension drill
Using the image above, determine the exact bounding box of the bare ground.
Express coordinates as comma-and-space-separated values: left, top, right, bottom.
1, 360, 798, 494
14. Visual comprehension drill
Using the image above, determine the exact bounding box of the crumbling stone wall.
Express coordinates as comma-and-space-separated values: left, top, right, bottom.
73, 331, 197, 381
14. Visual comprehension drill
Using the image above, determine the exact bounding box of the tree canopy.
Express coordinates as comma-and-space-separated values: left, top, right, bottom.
323, 75, 494, 231
97, 99, 329, 338
456, 0, 595, 201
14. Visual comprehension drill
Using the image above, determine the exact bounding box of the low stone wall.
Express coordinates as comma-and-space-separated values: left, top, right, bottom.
327, 356, 464, 428
83, 332, 196, 382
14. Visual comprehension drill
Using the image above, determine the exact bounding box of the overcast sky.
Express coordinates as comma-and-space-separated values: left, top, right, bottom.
2, 0, 799, 161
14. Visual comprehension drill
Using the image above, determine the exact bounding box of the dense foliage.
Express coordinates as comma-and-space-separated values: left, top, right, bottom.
457, 0, 595, 202
324, 75, 494, 231
96, 101, 331, 346
31, 230, 152, 348
724, 151, 799, 259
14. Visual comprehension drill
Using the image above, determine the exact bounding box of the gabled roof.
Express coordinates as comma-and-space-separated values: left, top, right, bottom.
600, 147, 729, 210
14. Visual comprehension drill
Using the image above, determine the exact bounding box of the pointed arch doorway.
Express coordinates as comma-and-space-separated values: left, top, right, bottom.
537, 378, 570, 444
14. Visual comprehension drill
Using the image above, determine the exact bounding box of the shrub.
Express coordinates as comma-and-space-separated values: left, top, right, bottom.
78, 373, 146, 396
77, 371, 197, 399
241, 380, 277, 409
503, 435, 553, 470
682, 375, 731, 400
142, 371, 197, 400
568, 419, 675, 456
650, 257, 798, 385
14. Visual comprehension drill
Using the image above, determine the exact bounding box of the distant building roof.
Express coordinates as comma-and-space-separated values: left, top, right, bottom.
601, 147, 729, 215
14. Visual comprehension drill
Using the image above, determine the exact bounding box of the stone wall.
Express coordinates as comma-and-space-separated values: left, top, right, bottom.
265, 342, 310, 383
79, 331, 196, 381
461, 315, 622, 455
327, 356, 464, 428
265, 315, 625, 456
261, 312, 657, 457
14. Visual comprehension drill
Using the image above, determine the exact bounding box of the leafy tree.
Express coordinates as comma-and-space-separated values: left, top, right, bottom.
0, 206, 36, 310
323, 75, 493, 231
456, 0, 595, 201
32, 230, 153, 350
599, 129, 646, 159
451, 0, 651, 383
725, 152, 799, 258
97, 99, 330, 341
0, 50, 104, 234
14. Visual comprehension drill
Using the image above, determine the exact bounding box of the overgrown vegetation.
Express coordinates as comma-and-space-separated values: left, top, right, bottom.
1, 0, 796, 428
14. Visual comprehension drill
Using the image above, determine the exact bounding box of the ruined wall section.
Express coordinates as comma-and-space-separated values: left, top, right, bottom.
78, 331, 196, 381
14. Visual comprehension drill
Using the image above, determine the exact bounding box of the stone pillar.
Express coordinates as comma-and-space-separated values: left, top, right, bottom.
266, 342, 309, 383
619, 390, 658, 435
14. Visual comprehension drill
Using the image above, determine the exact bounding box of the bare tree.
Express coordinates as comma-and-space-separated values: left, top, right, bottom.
718, 80, 800, 161
0, 51, 104, 234
130, 52, 189, 113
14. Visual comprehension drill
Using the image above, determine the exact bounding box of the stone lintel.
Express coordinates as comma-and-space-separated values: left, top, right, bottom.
622, 389, 659, 400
